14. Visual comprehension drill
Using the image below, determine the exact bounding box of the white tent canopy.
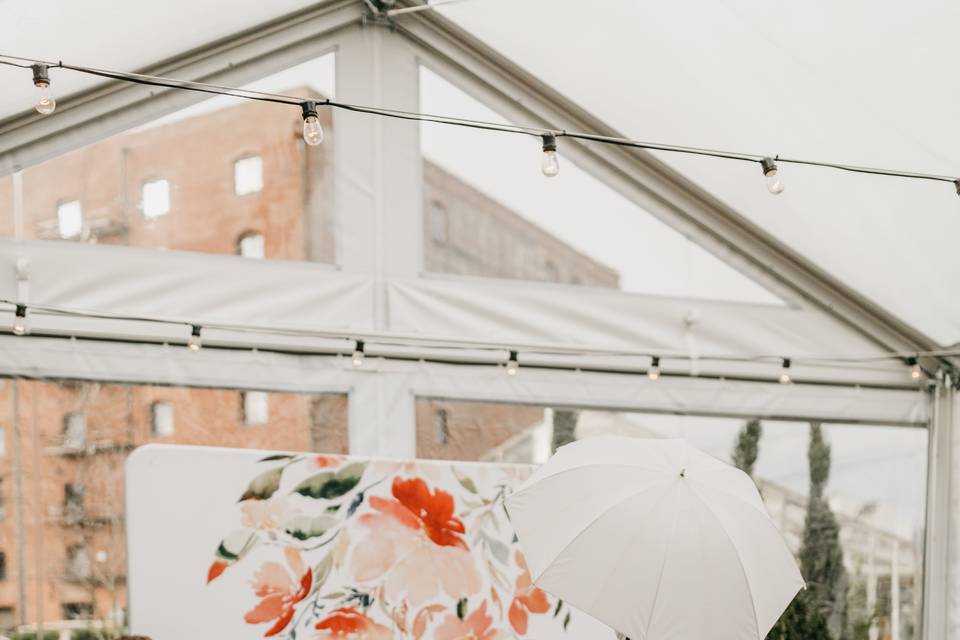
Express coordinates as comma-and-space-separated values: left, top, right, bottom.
0, 2, 958, 637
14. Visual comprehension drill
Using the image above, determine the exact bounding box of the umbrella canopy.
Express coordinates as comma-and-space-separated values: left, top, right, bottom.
504, 436, 804, 640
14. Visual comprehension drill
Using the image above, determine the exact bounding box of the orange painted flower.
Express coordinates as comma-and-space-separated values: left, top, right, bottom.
244, 548, 313, 637
314, 454, 346, 469
314, 607, 391, 639
436, 601, 509, 640
509, 551, 550, 635
351, 477, 480, 606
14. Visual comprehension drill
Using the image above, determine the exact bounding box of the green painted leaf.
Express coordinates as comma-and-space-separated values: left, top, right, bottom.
563, 612, 571, 630
313, 554, 334, 592
456, 597, 467, 621
284, 514, 338, 541
456, 474, 478, 495
320, 591, 344, 600
240, 467, 284, 501
486, 537, 509, 565
553, 599, 563, 617
258, 453, 295, 463
216, 529, 257, 561
293, 462, 367, 499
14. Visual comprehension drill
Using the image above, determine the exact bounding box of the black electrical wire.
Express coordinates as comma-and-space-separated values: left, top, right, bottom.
1, 54, 957, 185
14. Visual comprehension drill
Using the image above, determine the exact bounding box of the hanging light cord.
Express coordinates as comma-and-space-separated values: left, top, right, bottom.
1, 54, 957, 187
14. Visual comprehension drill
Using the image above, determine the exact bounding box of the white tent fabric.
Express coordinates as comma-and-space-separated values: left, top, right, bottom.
431, 0, 960, 345
1, 0, 957, 345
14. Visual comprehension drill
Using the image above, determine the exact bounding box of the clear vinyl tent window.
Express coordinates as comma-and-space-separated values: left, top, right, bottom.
417, 66, 782, 304
413, 397, 927, 640
0, 53, 337, 265
0, 377, 348, 636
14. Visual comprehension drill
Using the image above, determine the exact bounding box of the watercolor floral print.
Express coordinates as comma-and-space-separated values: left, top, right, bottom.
207, 454, 572, 638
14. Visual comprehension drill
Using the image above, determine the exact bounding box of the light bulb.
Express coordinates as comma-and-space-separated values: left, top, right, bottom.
12, 305, 28, 336
761, 157, 784, 195
647, 356, 661, 381
541, 134, 560, 177
303, 115, 324, 146
352, 340, 365, 368
301, 101, 324, 146
187, 325, 202, 351
779, 358, 792, 384
31, 64, 55, 115
908, 357, 922, 380
506, 351, 519, 376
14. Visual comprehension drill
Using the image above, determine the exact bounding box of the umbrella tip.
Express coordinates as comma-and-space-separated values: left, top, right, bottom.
680, 468, 686, 478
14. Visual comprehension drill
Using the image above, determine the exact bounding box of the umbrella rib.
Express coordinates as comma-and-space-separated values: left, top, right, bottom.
686, 488, 763, 640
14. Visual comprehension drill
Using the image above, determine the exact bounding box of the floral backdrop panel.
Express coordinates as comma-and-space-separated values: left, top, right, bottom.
126, 444, 614, 639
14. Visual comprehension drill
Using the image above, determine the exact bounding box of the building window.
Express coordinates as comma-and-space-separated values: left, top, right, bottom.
64, 483, 85, 521
142, 178, 170, 218
0, 552, 6, 581
242, 391, 269, 426
67, 544, 91, 580
62, 602, 94, 620
63, 414, 87, 450
435, 408, 449, 445
238, 232, 265, 259
428, 200, 449, 243
234, 156, 263, 196
57, 200, 83, 239
151, 401, 175, 437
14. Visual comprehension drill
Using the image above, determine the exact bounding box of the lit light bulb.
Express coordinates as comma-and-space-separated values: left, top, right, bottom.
779, 358, 792, 384
761, 157, 784, 195
301, 101, 324, 146
647, 356, 661, 381
12, 305, 28, 336
907, 357, 922, 380
31, 64, 55, 115
506, 350, 520, 376
352, 340, 365, 368
187, 325, 202, 351
541, 134, 560, 177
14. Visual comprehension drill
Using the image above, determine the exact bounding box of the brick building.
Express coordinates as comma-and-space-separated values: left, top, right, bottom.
0, 92, 618, 633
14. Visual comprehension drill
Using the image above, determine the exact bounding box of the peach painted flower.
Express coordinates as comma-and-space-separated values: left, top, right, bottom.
436, 601, 508, 640
509, 552, 550, 635
314, 608, 391, 639
351, 477, 481, 606
244, 548, 312, 637
241, 497, 297, 531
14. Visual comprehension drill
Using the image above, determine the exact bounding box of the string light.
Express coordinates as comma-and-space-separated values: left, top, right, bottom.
506, 350, 520, 376
761, 157, 784, 195
12, 304, 28, 336
5, 55, 960, 197
352, 340, 365, 367
647, 356, 661, 381
31, 64, 56, 115
187, 325, 202, 351
301, 100, 324, 146
907, 357, 922, 380
779, 358, 792, 384
540, 134, 560, 177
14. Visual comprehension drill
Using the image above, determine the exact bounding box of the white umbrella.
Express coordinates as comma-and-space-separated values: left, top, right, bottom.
504, 436, 804, 640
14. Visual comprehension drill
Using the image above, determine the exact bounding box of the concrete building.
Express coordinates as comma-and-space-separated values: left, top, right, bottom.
0, 92, 619, 634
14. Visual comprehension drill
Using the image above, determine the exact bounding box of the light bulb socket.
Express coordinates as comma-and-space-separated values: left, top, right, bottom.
651, 356, 660, 368
14, 304, 26, 319
354, 339, 365, 354
760, 157, 778, 177
541, 134, 557, 153
781, 357, 791, 370
954, 178, 960, 197
191, 324, 202, 338
301, 100, 319, 121
508, 350, 519, 362
31, 64, 50, 88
